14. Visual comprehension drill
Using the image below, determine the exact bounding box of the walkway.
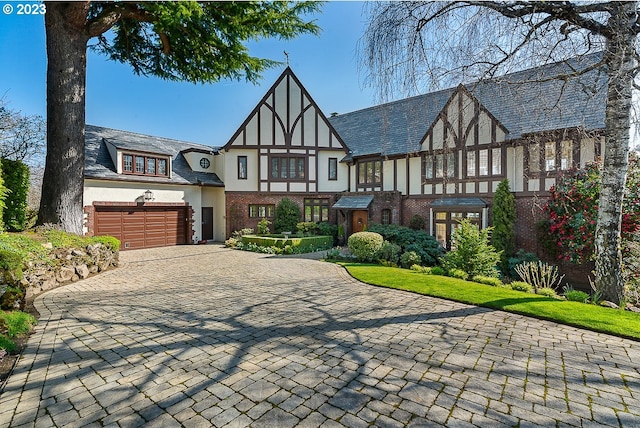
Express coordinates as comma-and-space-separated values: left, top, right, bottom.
1, 245, 639, 427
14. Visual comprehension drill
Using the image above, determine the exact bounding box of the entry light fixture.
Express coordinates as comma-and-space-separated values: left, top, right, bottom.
144, 189, 154, 202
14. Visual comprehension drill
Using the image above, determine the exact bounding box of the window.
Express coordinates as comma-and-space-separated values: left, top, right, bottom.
271, 157, 305, 180
304, 198, 329, 222
249, 204, 275, 218
328, 158, 338, 180
466, 152, 476, 177
479, 150, 489, 176
435, 154, 444, 178
381, 209, 391, 225
434, 211, 482, 250
158, 159, 167, 176
124, 152, 169, 177
492, 148, 501, 175
425, 155, 434, 179
446, 152, 455, 178
561, 140, 573, 170
200, 158, 210, 169
529, 145, 540, 173
545, 141, 556, 171
357, 160, 381, 185
123, 154, 133, 172
238, 156, 247, 180
146, 158, 156, 175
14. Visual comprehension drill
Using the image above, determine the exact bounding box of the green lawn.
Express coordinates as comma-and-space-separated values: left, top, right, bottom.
341, 263, 640, 341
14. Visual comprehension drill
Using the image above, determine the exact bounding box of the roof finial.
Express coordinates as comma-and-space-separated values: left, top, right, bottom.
284, 50, 290, 66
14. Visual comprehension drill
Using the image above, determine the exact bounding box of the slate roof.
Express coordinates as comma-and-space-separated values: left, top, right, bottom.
84, 125, 224, 187
329, 53, 607, 159
332, 195, 375, 210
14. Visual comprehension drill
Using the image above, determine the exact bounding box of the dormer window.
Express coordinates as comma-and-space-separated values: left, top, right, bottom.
122, 153, 170, 177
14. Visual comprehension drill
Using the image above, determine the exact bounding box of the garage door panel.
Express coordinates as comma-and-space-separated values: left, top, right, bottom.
94, 206, 189, 250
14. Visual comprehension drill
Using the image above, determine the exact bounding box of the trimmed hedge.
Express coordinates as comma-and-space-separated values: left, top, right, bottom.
348, 231, 384, 262
1, 159, 29, 232
241, 235, 333, 253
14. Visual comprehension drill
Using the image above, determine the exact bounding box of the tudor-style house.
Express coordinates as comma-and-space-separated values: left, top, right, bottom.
83, 54, 607, 252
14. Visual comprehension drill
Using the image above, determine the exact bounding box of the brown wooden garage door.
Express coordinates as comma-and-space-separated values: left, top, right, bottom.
94, 206, 189, 250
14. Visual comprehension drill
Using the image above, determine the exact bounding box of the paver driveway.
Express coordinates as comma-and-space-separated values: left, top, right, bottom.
1, 245, 639, 427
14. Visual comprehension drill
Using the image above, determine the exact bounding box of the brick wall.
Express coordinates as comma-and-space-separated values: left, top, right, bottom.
225, 192, 339, 236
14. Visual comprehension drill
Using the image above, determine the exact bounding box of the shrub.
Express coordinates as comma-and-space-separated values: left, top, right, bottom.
563, 286, 590, 303
400, 251, 421, 268
537, 287, 558, 298
1, 159, 30, 232
368, 223, 442, 265
378, 241, 401, 264
514, 261, 564, 292
507, 250, 538, 279
297, 221, 319, 236
231, 228, 254, 239
325, 247, 341, 260
492, 179, 516, 273
241, 235, 333, 253
472, 275, 503, 287
348, 232, 384, 262
430, 266, 445, 276
511, 281, 533, 293
274, 198, 301, 233
318, 222, 338, 243
409, 214, 426, 230
257, 218, 271, 234
225, 237, 239, 248
440, 219, 501, 278
448, 268, 468, 280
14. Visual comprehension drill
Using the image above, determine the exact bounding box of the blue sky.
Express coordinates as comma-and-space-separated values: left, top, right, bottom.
0, 1, 375, 147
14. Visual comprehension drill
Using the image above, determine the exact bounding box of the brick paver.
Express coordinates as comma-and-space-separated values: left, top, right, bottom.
1, 245, 639, 427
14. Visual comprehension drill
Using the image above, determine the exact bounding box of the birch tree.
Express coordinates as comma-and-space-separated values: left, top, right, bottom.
40, 1, 320, 234
361, 1, 639, 303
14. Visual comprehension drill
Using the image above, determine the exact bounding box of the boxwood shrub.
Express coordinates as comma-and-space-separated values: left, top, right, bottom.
348, 232, 384, 262
241, 235, 333, 253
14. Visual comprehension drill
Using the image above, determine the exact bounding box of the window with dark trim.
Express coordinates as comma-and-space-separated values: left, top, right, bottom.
270, 157, 306, 180
328, 158, 338, 181
122, 152, 169, 177
527, 140, 575, 174
357, 160, 381, 186
381, 209, 391, 225
249, 204, 275, 218
238, 156, 247, 180
304, 198, 329, 222
464, 148, 502, 178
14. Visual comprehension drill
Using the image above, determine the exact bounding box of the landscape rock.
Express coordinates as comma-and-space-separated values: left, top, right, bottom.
600, 301, 619, 309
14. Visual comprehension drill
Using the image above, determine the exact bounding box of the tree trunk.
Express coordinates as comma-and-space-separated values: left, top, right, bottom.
38, 3, 89, 234
595, 2, 636, 304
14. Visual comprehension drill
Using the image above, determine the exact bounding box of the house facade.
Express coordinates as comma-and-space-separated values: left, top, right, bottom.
83, 54, 607, 252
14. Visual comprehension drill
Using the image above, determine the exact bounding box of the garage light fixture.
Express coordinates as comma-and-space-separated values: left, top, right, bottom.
144, 189, 154, 202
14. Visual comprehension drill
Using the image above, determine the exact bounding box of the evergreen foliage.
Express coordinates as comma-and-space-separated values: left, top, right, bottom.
347, 232, 384, 262
368, 223, 442, 266
274, 198, 301, 233
441, 219, 501, 278
1, 159, 29, 232
492, 179, 516, 273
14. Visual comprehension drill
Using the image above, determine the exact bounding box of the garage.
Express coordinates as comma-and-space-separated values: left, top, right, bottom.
94, 205, 189, 250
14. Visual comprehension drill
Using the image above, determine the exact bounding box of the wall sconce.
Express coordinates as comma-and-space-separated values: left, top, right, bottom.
143, 189, 154, 202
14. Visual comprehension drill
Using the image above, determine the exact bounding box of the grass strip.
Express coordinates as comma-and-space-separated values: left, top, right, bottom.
341, 263, 640, 341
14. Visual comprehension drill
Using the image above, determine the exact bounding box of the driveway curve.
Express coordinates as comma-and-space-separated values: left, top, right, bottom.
1, 245, 639, 427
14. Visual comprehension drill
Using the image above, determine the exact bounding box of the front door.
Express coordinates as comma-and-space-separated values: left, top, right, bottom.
352, 210, 368, 234
202, 207, 214, 241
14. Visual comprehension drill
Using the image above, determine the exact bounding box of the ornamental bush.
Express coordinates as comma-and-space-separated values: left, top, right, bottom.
399, 250, 421, 268
368, 223, 442, 266
274, 198, 301, 233
348, 232, 384, 262
440, 219, 501, 278
378, 240, 401, 265
542, 153, 640, 264
492, 179, 516, 273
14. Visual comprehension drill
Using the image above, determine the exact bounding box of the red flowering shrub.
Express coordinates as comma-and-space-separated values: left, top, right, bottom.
543, 153, 640, 265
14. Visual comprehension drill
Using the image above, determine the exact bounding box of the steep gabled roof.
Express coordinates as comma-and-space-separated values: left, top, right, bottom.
329, 53, 607, 159
84, 125, 223, 186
